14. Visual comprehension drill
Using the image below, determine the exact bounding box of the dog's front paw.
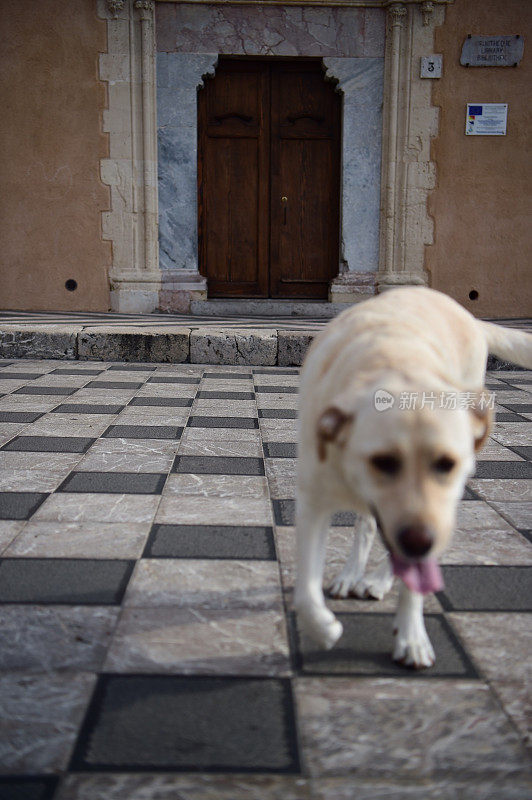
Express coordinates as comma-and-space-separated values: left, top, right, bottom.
353, 571, 393, 601
296, 606, 343, 650
393, 628, 435, 669
327, 573, 361, 599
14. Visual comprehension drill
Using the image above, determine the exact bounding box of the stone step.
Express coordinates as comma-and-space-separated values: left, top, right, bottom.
0, 317, 528, 368
189, 298, 349, 318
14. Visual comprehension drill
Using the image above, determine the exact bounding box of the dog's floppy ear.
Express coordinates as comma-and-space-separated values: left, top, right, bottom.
317, 406, 354, 461
469, 394, 493, 453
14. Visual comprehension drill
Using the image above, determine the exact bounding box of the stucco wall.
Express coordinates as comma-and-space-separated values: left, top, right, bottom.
0, 0, 111, 311
428, 0, 532, 318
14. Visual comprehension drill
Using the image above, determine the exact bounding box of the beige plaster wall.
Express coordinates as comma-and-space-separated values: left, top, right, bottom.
0, 0, 111, 311
428, 0, 531, 318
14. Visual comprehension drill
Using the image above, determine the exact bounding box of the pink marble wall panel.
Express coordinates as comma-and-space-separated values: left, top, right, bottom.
156, 4, 385, 58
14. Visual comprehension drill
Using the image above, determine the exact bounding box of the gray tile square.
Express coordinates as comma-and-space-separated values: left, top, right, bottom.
0, 411, 43, 423
293, 613, 476, 677
503, 404, 532, 414
473, 461, 532, 479
0, 492, 48, 519
58, 472, 166, 494
255, 386, 299, 394
0, 372, 41, 380
103, 425, 183, 439
1, 436, 95, 453
204, 372, 251, 379
13, 386, 76, 395
438, 566, 532, 611
0, 777, 59, 800
50, 368, 104, 376
197, 390, 255, 400
129, 397, 192, 408
51, 404, 125, 414
0, 558, 135, 604
173, 455, 265, 476
108, 365, 156, 372
70, 675, 300, 772
187, 416, 258, 429
148, 376, 200, 384
259, 409, 298, 420
85, 381, 143, 389
273, 499, 356, 527
264, 443, 297, 458
508, 446, 532, 460
145, 524, 276, 559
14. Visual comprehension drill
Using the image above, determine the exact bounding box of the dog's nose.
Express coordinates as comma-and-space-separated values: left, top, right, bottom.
397, 525, 433, 558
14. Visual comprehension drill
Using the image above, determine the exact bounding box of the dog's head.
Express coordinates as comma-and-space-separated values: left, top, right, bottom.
317, 384, 492, 574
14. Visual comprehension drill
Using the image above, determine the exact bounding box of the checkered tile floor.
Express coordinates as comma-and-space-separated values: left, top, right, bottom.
0, 359, 530, 799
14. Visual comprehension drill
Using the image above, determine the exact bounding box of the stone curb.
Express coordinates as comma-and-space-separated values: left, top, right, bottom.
0, 325, 524, 369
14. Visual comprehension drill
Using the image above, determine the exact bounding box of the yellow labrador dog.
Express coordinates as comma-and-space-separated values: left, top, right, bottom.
294, 287, 532, 668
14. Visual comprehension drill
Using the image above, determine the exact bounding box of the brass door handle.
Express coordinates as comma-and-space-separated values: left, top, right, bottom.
281, 196, 288, 224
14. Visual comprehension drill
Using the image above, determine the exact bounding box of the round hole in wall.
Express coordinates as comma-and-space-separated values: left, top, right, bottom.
65, 279, 78, 292
469, 289, 479, 301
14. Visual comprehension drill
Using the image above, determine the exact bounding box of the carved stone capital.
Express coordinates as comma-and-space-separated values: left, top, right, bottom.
106, 0, 125, 18
134, 0, 154, 20
421, 1, 435, 26
388, 3, 408, 26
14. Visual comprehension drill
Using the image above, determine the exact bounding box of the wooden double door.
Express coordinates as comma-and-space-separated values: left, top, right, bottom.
198, 59, 341, 299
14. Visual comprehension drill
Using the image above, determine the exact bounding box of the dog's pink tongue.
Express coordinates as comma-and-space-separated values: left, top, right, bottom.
391, 554, 444, 595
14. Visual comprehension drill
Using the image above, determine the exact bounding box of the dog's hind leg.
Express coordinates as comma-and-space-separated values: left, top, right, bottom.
294, 493, 343, 650
393, 582, 435, 669
328, 514, 376, 599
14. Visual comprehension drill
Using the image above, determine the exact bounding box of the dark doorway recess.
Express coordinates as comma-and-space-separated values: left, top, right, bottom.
198, 58, 341, 299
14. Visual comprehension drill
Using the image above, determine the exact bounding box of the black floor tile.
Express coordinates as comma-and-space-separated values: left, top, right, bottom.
70, 675, 300, 773
0, 492, 48, 520
501, 403, 532, 414
148, 376, 200, 384
473, 461, 532, 479
50, 368, 104, 376
0, 558, 134, 604
103, 425, 183, 439
272, 499, 356, 527
462, 486, 480, 501
197, 391, 255, 400
0, 776, 58, 800
259, 409, 298, 420
204, 372, 251, 379
129, 397, 192, 408
58, 471, 167, 494
13, 386, 76, 395
437, 566, 532, 611
108, 365, 156, 371
144, 524, 276, 559
0, 411, 43, 423
519, 529, 532, 544
1, 436, 95, 453
253, 369, 298, 375
173, 455, 265, 476
85, 381, 144, 389
51, 404, 125, 414
495, 412, 528, 422
187, 416, 258, 429
508, 446, 532, 461
255, 386, 299, 394
264, 443, 297, 458
0, 372, 41, 380
292, 613, 477, 678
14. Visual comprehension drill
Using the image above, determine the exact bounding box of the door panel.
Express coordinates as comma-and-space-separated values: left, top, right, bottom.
198, 59, 340, 299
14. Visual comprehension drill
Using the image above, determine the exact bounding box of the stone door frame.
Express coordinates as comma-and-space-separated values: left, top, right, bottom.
99, 0, 453, 312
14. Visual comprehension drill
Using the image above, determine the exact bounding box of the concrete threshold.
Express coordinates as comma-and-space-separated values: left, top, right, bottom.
0, 311, 529, 368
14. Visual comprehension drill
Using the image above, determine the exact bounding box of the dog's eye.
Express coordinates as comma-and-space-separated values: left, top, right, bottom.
432, 455, 456, 474
370, 454, 402, 476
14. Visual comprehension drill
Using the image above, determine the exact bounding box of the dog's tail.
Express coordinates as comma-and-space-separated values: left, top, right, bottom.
480, 321, 532, 369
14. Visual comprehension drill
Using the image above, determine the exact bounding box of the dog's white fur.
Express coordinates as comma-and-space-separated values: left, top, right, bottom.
294, 287, 532, 668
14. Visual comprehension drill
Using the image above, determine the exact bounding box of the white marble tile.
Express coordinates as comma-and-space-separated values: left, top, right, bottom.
456, 501, 513, 531
0, 671, 96, 772
178, 439, 263, 457
4, 521, 151, 558
0, 452, 83, 471
0, 521, 25, 554
164, 473, 269, 499
442, 527, 532, 565
104, 606, 290, 676
156, 495, 272, 526
31, 493, 160, 524
490, 502, 532, 529
0, 468, 70, 492
123, 559, 283, 610
490, 422, 532, 446
469, 479, 532, 502
76, 450, 174, 473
